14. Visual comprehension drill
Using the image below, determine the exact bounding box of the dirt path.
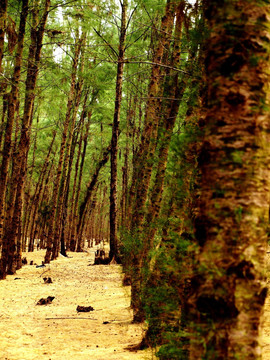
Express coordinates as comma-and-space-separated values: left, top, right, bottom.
0, 249, 155, 360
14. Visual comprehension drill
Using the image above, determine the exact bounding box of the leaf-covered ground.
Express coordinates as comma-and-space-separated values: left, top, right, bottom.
0, 248, 155, 360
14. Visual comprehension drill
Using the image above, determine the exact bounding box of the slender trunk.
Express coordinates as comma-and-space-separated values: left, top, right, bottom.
77, 145, 111, 252
109, 0, 127, 261
69, 107, 90, 251
128, 0, 176, 232
45, 34, 82, 263
143, 2, 185, 252
0, 0, 29, 279
51, 35, 86, 260
6, 0, 50, 275
27, 132, 56, 251
129, 0, 177, 323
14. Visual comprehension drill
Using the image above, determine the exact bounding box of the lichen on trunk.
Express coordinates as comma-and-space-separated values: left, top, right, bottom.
188, 1, 270, 358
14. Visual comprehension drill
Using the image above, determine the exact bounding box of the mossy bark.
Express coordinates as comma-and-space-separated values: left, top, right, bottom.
129, 0, 177, 323
189, 1, 270, 358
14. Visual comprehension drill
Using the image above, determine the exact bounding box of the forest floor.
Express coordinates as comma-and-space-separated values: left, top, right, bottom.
2, 248, 270, 360
0, 247, 156, 360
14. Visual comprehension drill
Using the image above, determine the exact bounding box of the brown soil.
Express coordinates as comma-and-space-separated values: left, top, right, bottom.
0, 248, 156, 360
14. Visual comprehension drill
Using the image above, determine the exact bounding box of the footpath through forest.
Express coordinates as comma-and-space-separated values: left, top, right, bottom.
0, 248, 155, 360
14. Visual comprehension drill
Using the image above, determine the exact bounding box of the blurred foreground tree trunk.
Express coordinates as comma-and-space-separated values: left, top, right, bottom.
188, 1, 270, 358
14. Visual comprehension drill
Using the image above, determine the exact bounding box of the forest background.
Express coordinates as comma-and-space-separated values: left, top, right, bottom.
0, 0, 270, 359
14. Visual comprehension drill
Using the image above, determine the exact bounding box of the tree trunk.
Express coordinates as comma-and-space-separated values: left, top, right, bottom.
45, 33, 83, 263
188, 1, 270, 358
143, 1, 185, 254
109, 0, 127, 262
77, 145, 111, 252
127, 0, 176, 233
27, 132, 56, 252
5, 0, 50, 275
69, 106, 91, 251
0, 0, 31, 279
129, 0, 177, 323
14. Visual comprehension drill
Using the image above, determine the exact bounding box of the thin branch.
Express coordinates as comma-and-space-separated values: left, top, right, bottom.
125, 25, 151, 51
126, 5, 138, 31
93, 28, 118, 58
123, 60, 192, 75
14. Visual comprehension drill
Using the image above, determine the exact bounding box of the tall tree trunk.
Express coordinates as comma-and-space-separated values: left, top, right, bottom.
188, 1, 270, 358
5, 0, 50, 275
127, 0, 176, 233
128, 0, 177, 323
0, 0, 29, 279
69, 107, 91, 251
143, 1, 185, 254
27, 132, 56, 252
51, 35, 86, 260
77, 145, 111, 252
109, 0, 127, 262
45, 33, 83, 263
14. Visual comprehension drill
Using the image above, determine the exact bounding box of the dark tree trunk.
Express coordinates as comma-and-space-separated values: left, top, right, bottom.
45, 33, 83, 263
77, 145, 111, 252
0, 0, 29, 279
109, 0, 127, 262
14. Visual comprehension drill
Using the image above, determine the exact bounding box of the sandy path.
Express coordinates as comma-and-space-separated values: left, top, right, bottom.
0, 249, 155, 360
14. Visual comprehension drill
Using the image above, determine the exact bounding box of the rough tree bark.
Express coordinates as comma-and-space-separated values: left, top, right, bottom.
188, 1, 270, 358
0, 0, 29, 252
4, 0, 50, 275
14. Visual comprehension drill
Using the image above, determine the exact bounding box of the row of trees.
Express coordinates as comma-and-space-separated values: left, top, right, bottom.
0, 0, 270, 358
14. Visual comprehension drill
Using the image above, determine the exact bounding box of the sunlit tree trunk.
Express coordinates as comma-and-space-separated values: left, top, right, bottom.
188, 1, 270, 358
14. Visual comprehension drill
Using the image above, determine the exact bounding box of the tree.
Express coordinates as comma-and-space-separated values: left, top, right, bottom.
188, 1, 270, 358
109, 0, 127, 262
